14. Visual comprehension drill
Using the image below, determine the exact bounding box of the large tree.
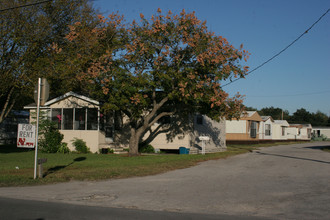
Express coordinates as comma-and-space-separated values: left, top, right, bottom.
68, 9, 250, 155
0, 0, 95, 124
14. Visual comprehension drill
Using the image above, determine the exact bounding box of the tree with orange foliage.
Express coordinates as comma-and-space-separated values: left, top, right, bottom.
67, 9, 250, 156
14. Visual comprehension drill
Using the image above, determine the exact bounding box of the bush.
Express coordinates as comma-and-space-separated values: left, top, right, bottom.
72, 138, 90, 153
39, 120, 64, 153
100, 148, 114, 154
312, 134, 328, 141
139, 143, 155, 153
57, 143, 70, 154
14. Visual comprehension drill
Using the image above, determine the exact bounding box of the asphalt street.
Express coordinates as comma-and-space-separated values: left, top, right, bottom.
1, 142, 330, 219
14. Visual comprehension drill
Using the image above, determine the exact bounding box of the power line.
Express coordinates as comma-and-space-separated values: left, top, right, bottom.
0, 0, 52, 12
222, 8, 330, 88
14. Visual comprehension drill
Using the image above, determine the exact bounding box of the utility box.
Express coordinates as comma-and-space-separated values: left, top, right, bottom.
179, 147, 190, 154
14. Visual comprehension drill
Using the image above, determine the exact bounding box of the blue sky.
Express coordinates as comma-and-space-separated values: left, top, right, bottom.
93, 0, 330, 115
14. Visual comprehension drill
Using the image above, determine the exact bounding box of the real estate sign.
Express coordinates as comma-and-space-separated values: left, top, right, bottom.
17, 124, 35, 148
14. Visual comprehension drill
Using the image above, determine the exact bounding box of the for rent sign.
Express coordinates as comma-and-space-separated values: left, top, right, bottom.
17, 124, 36, 148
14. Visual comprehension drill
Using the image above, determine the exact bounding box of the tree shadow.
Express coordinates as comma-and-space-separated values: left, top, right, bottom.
305, 145, 330, 151
44, 157, 86, 177
255, 151, 330, 165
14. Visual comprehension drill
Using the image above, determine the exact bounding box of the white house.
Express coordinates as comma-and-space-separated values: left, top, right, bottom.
226, 111, 262, 143
147, 114, 226, 154
287, 124, 312, 141
272, 120, 289, 140
25, 92, 107, 153
312, 127, 330, 140
259, 116, 274, 140
25, 92, 226, 154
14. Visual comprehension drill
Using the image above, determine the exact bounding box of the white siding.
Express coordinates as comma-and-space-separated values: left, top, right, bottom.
226, 120, 246, 133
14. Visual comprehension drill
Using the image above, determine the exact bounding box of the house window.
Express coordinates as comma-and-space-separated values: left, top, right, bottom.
87, 108, 98, 130
282, 127, 285, 136
51, 108, 98, 131
196, 115, 203, 125
51, 108, 62, 129
265, 124, 271, 136
74, 108, 86, 130
250, 121, 257, 138
63, 109, 73, 130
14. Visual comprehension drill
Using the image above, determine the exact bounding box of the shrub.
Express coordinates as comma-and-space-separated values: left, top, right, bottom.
39, 120, 64, 153
100, 148, 114, 154
72, 138, 90, 153
139, 143, 155, 153
57, 143, 70, 154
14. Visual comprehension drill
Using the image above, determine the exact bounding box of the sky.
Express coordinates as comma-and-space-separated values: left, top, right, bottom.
93, 0, 330, 115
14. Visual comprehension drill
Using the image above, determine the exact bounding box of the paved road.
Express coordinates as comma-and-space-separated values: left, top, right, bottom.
0, 197, 270, 220
1, 142, 330, 219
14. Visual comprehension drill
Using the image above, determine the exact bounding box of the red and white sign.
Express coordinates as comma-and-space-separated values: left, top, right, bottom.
17, 124, 35, 148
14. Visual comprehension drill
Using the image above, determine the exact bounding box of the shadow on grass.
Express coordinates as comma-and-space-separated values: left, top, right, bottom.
44, 157, 86, 177
0, 144, 33, 154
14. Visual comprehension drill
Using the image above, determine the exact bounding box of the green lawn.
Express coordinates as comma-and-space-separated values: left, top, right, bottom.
0, 142, 300, 187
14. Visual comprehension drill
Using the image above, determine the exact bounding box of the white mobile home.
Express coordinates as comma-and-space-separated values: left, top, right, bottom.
259, 116, 274, 140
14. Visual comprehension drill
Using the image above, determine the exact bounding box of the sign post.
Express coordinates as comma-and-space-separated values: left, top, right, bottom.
34, 78, 42, 179
199, 136, 210, 155
33, 78, 49, 179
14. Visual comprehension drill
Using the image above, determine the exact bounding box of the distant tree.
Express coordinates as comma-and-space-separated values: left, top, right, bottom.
245, 106, 257, 111
310, 111, 329, 126
258, 106, 289, 120
0, 0, 96, 124
69, 9, 250, 155
290, 108, 312, 124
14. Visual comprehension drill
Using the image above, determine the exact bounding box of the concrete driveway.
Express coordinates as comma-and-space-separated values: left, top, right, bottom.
1, 142, 330, 219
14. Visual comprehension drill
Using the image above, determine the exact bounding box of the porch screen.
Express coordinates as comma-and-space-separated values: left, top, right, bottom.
51, 108, 98, 130
63, 109, 73, 130
51, 108, 62, 129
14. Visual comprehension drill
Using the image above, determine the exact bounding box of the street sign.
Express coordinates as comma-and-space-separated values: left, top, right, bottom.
34, 78, 49, 106
17, 124, 35, 148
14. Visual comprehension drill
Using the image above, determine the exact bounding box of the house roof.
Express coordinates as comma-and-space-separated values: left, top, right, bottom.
45, 91, 99, 106
240, 111, 262, 121
261, 116, 274, 122
24, 91, 99, 109
274, 120, 290, 127
289, 124, 312, 128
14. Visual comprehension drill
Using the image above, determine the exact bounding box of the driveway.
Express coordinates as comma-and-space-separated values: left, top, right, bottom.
1, 142, 330, 219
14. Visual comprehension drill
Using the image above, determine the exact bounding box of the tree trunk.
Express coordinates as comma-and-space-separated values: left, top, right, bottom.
128, 127, 140, 156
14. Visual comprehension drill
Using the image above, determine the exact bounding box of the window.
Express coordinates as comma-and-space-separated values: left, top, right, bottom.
265, 124, 271, 136
196, 115, 203, 125
63, 109, 73, 130
282, 127, 285, 136
51, 108, 62, 129
250, 121, 257, 138
74, 108, 86, 130
51, 108, 98, 131
87, 108, 98, 130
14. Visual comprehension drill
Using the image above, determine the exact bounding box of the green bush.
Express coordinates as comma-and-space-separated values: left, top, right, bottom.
312, 134, 328, 141
72, 138, 90, 153
39, 120, 64, 153
57, 143, 70, 154
139, 143, 155, 153
100, 148, 114, 154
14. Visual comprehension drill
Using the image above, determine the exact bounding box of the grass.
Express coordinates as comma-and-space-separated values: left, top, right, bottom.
0, 142, 304, 187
